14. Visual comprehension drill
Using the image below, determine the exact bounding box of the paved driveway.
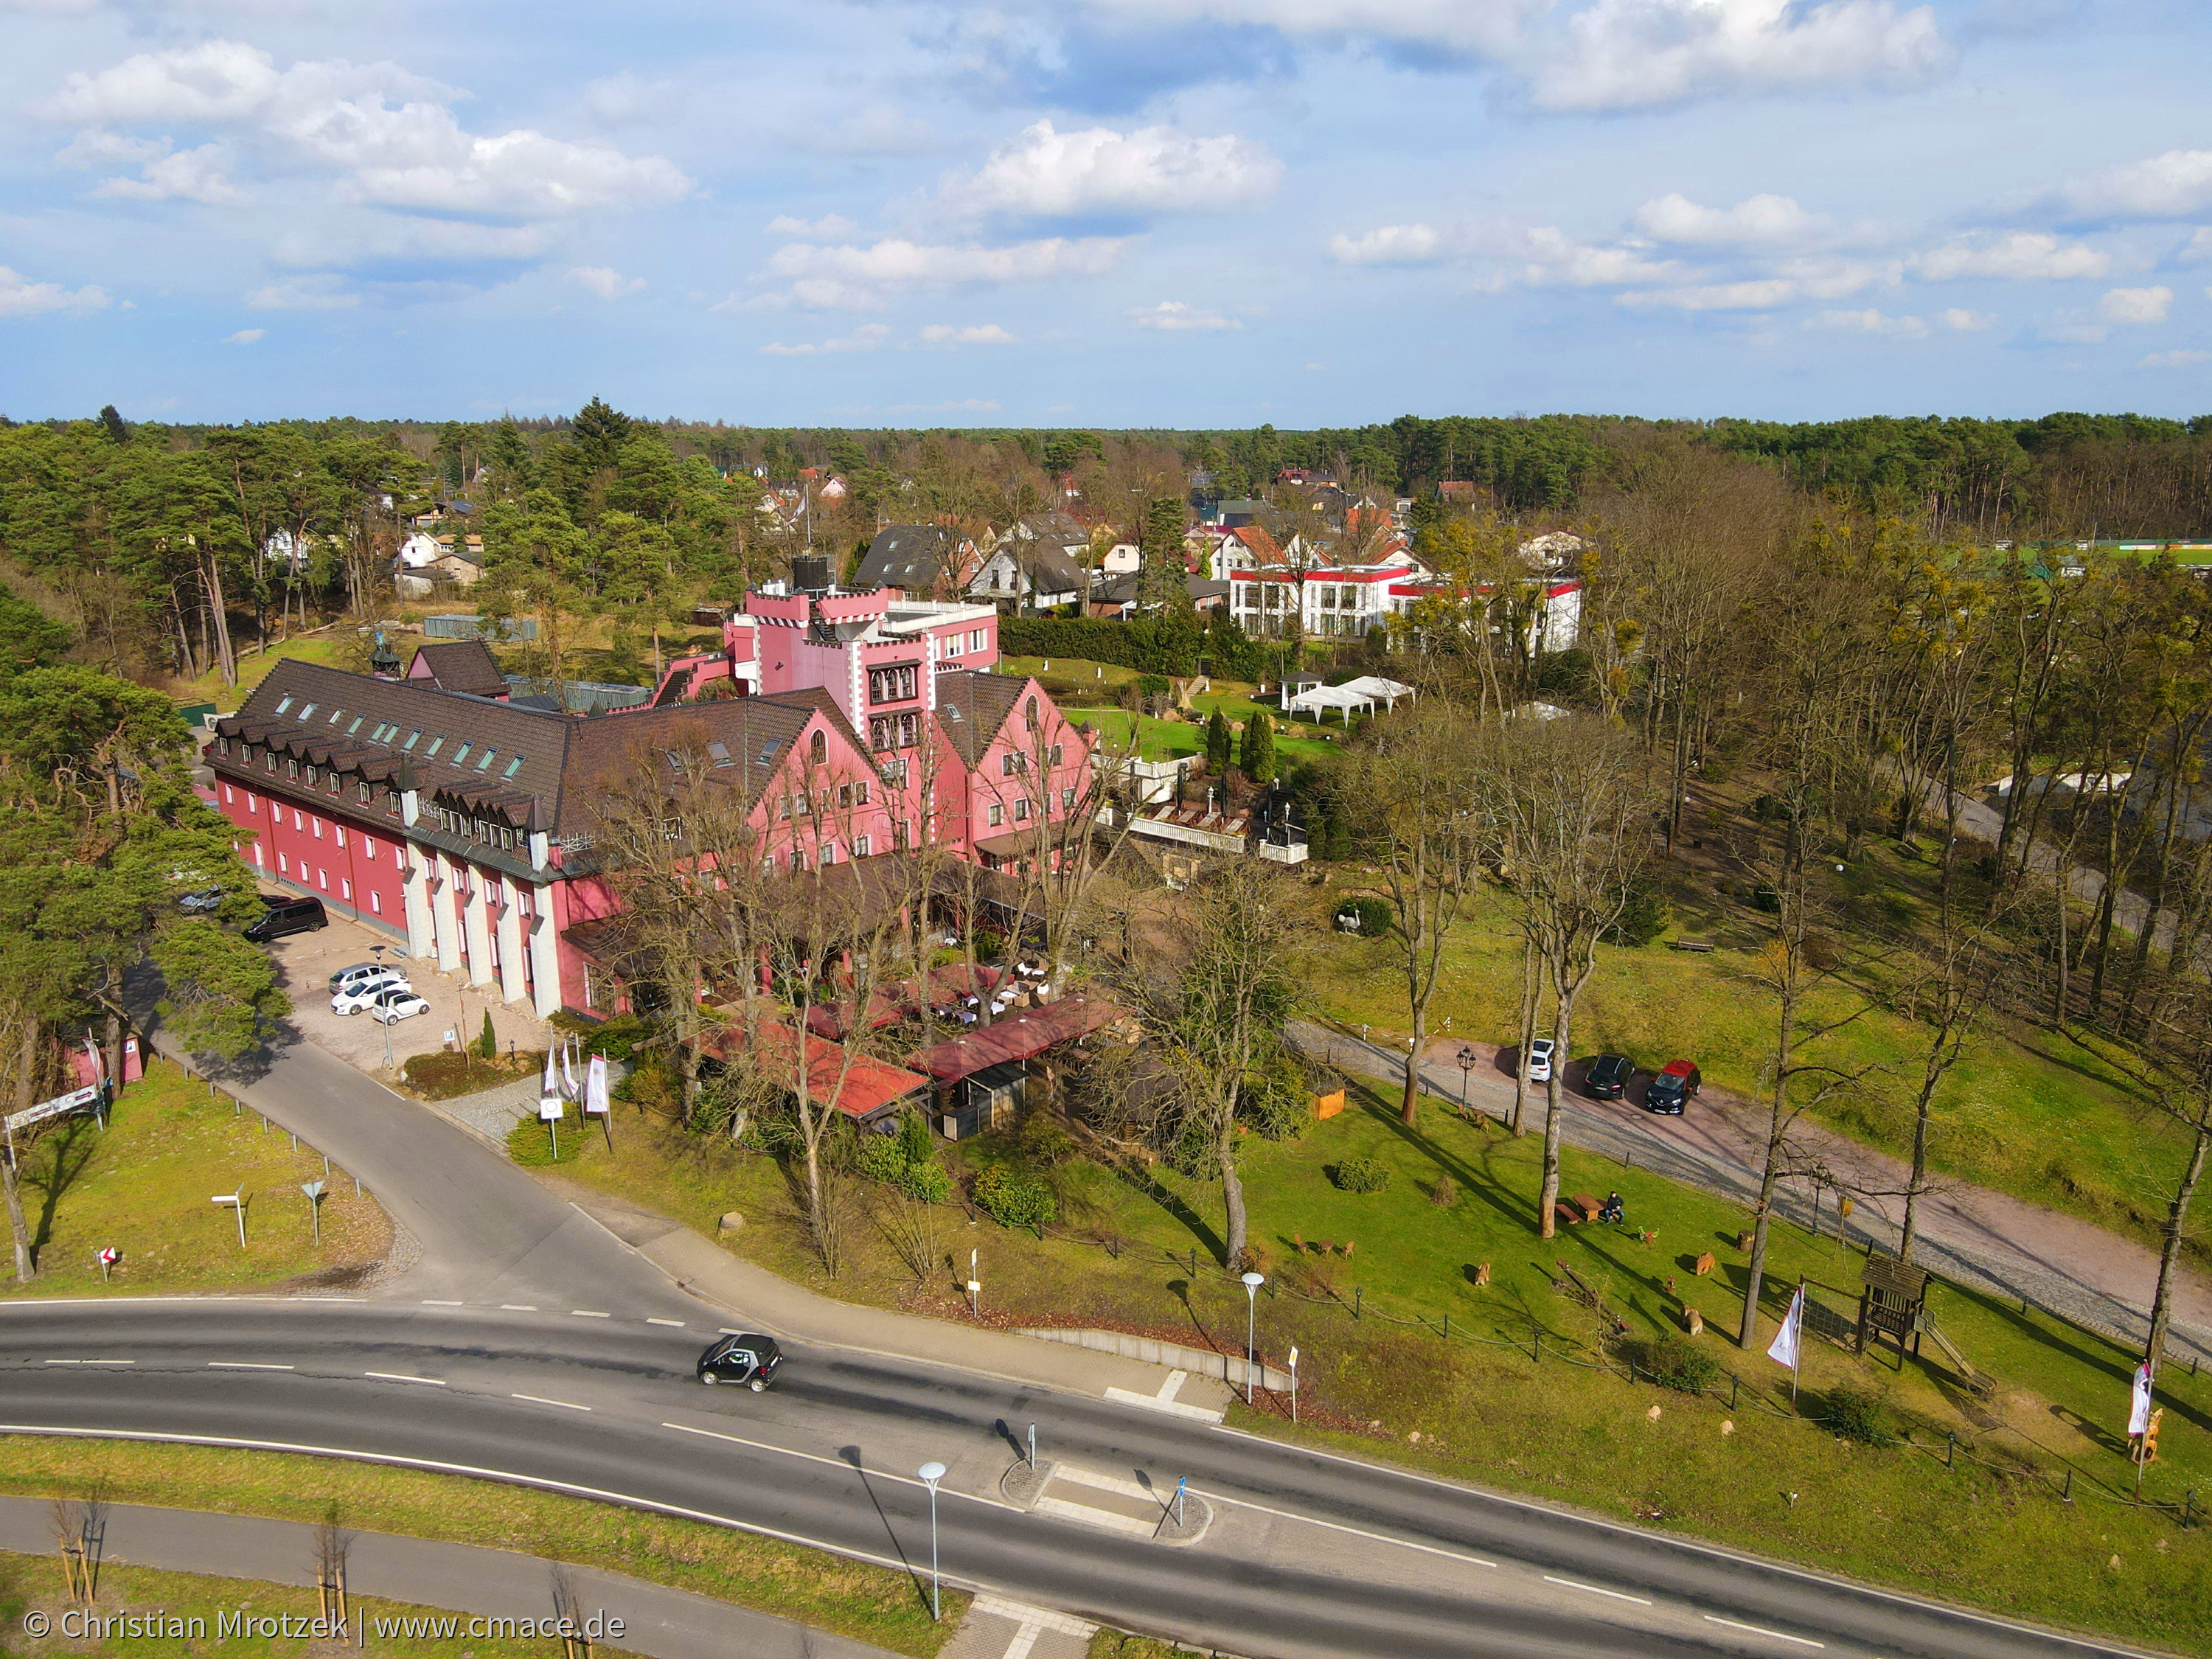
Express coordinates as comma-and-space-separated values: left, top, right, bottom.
261, 908, 552, 1077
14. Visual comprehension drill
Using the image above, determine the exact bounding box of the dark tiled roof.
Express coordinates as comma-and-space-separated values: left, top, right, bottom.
934, 670, 1026, 766
410, 639, 506, 698
859, 525, 964, 591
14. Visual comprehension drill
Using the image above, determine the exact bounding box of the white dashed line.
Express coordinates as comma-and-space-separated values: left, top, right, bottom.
512, 1394, 591, 1411
44, 1359, 132, 1366
571, 1310, 610, 1318
718, 1328, 745, 1337
646, 1318, 685, 1327
420, 1300, 464, 1307
363, 1372, 446, 1386
1543, 1576, 1651, 1607
1704, 1616, 1825, 1649
500, 1304, 537, 1312
209, 1362, 293, 1371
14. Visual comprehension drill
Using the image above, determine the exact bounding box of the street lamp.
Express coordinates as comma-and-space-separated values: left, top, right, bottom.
917, 1461, 947, 1621
1457, 1046, 1478, 1107
1240, 1270, 1265, 1404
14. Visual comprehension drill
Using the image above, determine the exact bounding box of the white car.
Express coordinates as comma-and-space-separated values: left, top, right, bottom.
330, 961, 399, 995
369, 987, 431, 1025
331, 971, 411, 1015
1526, 1037, 1556, 1083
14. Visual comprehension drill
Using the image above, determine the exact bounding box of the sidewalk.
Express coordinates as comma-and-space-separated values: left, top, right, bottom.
544, 1177, 1237, 1414
0, 1498, 898, 1659
1294, 1019, 2212, 1368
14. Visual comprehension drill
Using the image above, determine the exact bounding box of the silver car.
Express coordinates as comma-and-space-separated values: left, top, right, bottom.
332, 971, 411, 1015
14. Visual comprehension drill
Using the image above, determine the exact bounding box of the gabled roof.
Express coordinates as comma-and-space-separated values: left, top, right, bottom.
859, 525, 968, 591
984, 540, 1087, 596
934, 670, 1027, 766
409, 639, 506, 698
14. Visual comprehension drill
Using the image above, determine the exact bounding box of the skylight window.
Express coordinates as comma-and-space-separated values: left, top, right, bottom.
451, 742, 472, 765
503, 755, 524, 777
298, 703, 316, 720
347, 717, 364, 735
274, 696, 293, 714
327, 708, 344, 725
759, 740, 781, 762
423, 737, 444, 757
402, 730, 422, 750
474, 749, 497, 771
706, 741, 733, 768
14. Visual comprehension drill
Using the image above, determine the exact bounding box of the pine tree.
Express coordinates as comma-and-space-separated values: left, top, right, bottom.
478, 1009, 498, 1060
1206, 709, 1233, 777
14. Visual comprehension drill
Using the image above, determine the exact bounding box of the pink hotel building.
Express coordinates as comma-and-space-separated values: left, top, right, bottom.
208, 587, 1093, 1019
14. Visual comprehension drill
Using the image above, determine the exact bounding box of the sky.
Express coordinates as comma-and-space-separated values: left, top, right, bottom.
1, 0, 2209, 428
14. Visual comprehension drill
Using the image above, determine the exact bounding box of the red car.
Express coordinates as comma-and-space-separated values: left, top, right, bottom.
1644, 1060, 1701, 1115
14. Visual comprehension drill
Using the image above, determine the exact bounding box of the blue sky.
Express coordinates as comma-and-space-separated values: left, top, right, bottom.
2, 0, 2208, 427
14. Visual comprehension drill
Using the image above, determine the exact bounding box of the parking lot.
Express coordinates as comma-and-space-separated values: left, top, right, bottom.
262, 908, 554, 1078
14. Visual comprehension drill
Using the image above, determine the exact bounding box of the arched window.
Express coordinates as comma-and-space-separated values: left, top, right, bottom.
1025, 696, 1038, 731
810, 728, 827, 766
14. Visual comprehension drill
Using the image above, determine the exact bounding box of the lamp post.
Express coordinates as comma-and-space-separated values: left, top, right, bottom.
1240, 1270, 1265, 1404
1457, 1045, 1478, 1107
1287, 1345, 1299, 1422
917, 1461, 947, 1621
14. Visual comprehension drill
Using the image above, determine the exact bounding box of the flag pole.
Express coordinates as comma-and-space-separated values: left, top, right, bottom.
1791, 1277, 1804, 1406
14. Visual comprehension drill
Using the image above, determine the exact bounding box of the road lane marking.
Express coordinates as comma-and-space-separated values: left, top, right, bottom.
209, 1363, 293, 1371
512, 1394, 591, 1411
1200, 1489, 1495, 1568
571, 1310, 610, 1318
420, 1300, 464, 1307
718, 1328, 745, 1336
646, 1318, 685, 1327
44, 1359, 132, 1366
363, 1372, 445, 1386
1705, 1616, 1825, 1649
500, 1304, 537, 1311
1544, 1576, 1651, 1606
661, 1422, 1018, 1509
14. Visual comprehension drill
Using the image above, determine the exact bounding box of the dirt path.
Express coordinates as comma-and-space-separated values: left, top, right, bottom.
1292, 1019, 2212, 1368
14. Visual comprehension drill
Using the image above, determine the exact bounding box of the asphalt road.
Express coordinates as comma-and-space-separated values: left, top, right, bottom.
0, 1298, 2152, 1659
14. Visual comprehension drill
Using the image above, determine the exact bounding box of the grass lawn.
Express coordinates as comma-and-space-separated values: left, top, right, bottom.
0, 1440, 956, 1656
513, 1078, 2211, 1655
1297, 855, 2205, 1270
168, 633, 360, 714
0, 1554, 611, 1659
0, 1059, 392, 1298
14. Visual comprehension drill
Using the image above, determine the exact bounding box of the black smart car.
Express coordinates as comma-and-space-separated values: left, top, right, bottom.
697, 1333, 783, 1392
1585, 1054, 1635, 1100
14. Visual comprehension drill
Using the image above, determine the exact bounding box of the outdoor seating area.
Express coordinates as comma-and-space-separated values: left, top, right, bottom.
1280, 675, 1416, 723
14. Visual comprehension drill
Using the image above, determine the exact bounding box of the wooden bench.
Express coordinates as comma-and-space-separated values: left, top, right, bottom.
1670, 938, 1717, 953
1559, 1193, 1602, 1225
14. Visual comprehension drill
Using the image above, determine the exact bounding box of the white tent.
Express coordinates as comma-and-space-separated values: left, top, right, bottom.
1283, 675, 1416, 725
1336, 675, 1415, 710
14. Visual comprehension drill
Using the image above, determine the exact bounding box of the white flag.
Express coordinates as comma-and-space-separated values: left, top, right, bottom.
83, 1033, 105, 1084
541, 1042, 559, 1098
585, 1054, 610, 1117
1766, 1285, 1805, 1371
561, 1037, 580, 1100
2129, 1363, 2154, 1437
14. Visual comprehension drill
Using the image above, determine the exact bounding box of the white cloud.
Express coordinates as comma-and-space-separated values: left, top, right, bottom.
1130, 301, 1238, 331
0, 265, 111, 318
2141, 349, 2212, 369
760, 323, 891, 356
942, 119, 1279, 218
1329, 223, 1447, 266
2179, 229, 2212, 265
1806, 307, 1928, 338
2057, 150, 2212, 221
571, 266, 644, 300
223, 327, 265, 344
1913, 231, 2109, 281
1618, 278, 1800, 311
1937, 307, 1994, 330
2098, 285, 2172, 325
1525, 0, 1952, 112
43, 41, 689, 227
1633, 192, 1822, 246
1517, 226, 1684, 286
768, 214, 859, 238
246, 276, 358, 310
921, 323, 1018, 344
91, 143, 239, 205
760, 235, 1130, 309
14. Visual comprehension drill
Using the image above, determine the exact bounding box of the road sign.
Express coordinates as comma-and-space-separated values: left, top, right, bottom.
212, 1192, 246, 1248
96, 1245, 119, 1283
5, 1082, 106, 1135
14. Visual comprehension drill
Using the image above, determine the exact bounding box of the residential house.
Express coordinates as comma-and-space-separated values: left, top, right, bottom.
406, 639, 509, 700
970, 539, 1088, 611
857, 524, 981, 597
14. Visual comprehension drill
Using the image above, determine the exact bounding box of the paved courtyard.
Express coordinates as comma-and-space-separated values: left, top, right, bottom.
262, 908, 557, 1078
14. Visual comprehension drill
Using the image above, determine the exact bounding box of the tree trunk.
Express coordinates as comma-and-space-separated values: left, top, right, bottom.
1399, 994, 1425, 1127
1899, 1077, 1935, 1265
2142, 1105, 2210, 1382
1219, 1128, 1248, 1267
8, 1021, 38, 1283
1537, 995, 1572, 1239
1512, 933, 1539, 1136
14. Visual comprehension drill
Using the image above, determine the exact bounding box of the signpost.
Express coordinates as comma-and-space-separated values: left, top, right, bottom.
1287, 1345, 1299, 1423
301, 1180, 327, 1246
4, 1082, 107, 1138
539, 1093, 564, 1161
96, 1246, 119, 1284
212, 1192, 246, 1248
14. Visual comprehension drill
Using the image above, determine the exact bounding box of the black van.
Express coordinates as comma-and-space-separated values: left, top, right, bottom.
244, 894, 328, 943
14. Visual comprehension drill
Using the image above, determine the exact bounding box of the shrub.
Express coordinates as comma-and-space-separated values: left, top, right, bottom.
1332, 1154, 1391, 1194
1824, 1384, 1893, 1444
973, 1164, 1057, 1229
855, 1135, 908, 1185
476, 1009, 498, 1060
897, 1160, 952, 1203
553, 1012, 653, 1063
897, 1108, 933, 1167
1602, 876, 1672, 947
1013, 1111, 1076, 1166
1335, 897, 1393, 936
1635, 1335, 1721, 1394
1428, 1175, 1457, 1208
